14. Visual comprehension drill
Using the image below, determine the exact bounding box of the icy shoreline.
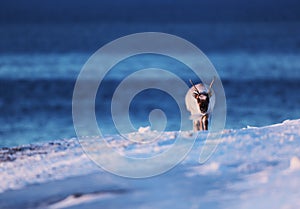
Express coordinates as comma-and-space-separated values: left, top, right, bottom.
1, 120, 300, 209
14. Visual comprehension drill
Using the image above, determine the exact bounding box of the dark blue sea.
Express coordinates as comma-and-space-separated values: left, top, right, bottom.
1, 22, 300, 147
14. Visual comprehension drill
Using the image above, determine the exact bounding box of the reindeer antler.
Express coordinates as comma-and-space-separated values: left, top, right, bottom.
208, 77, 215, 97
190, 77, 215, 97
189, 79, 200, 95
209, 77, 215, 89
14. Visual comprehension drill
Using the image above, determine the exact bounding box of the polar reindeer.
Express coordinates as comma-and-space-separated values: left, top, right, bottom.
185, 78, 215, 131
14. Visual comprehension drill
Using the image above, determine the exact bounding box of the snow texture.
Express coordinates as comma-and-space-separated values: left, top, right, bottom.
0, 119, 300, 209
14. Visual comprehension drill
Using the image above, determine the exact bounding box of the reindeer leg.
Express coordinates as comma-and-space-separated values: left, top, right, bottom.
194, 120, 201, 131
200, 118, 204, 131
201, 114, 209, 131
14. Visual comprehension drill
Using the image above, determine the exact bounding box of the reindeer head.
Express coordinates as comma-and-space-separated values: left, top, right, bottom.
193, 91, 209, 114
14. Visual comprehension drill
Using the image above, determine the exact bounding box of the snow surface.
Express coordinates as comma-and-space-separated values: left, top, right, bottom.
0, 119, 300, 209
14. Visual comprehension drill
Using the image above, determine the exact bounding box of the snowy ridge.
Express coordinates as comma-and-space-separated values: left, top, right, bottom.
0, 119, 300, 209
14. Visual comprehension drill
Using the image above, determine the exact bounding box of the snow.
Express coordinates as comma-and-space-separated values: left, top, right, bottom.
0, 119, 300, 208
186, 162, 220, 176
138, 126, 151, 133
48, 193, 115, 209
289, 156, 300, 171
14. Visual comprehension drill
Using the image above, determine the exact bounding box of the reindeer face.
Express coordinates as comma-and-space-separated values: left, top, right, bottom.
193, 92, 209, 114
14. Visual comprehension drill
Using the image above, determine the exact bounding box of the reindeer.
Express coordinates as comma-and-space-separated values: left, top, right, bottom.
185, 78, 215, 131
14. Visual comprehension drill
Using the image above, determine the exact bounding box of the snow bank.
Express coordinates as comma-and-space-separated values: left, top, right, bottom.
289, 156, 300, 171
0, 119, 300, 209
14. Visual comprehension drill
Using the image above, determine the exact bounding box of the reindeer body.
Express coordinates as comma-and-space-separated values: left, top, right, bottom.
185, 82, 214, 131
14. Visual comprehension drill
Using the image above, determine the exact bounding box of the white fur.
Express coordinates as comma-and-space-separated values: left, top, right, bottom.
185, 83, 215, 120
